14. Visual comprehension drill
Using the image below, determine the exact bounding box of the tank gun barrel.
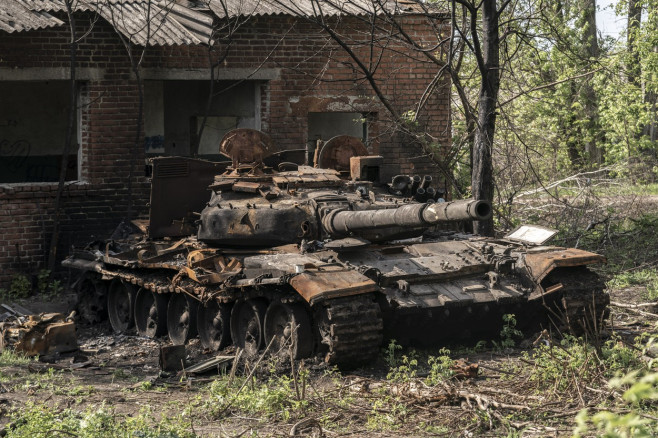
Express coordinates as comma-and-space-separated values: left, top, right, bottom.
322, 199, 492, 236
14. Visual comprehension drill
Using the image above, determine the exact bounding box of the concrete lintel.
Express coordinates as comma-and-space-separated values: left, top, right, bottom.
0, 67, 106, 81
141, 68, 280, 81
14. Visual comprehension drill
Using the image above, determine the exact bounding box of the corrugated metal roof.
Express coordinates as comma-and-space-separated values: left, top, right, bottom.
1, 1, 436, 44
206, 0, 427, 18
2, 0, 214, 45
0, 1, 63, 33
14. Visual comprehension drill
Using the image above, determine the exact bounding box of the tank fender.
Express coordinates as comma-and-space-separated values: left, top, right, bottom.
524, 248, 605, 285
289, 267, 379, 305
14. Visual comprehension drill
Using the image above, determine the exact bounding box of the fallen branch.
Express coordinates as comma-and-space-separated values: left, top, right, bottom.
610, 301, 658, 319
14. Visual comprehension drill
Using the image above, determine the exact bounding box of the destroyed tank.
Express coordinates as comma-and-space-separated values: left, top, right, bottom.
63, 129, 609, 367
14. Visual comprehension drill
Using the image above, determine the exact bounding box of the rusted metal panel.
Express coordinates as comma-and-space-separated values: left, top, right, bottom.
1, 313, 77, 356
149, 157, 228, 239
220, 128, 276, 168
524, 248, 606, 282
317, 135, 369, 172
290, 269, 379, 304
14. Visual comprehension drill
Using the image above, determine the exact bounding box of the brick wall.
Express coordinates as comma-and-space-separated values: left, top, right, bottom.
0, 12, 450, 287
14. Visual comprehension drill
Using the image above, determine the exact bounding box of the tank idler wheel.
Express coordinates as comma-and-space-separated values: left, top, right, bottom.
107, 279, 136, 333
167, 293, 199, 345
264, 302, 313, 360
134, 288, 169, 338
198, 300, 232, 351
230, 299, 267, 357
77, 275, 108, 324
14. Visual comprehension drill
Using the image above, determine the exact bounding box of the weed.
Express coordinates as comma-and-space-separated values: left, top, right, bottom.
36, 269, 50, 294
56, 385, 96, 397
525, 335, 642, 392
573, 370, 658, 437
112, 368, 129, 380
426, 348, 455, 385
383, 339, 402, 367
205, 373, 307, 421
493, 314, 523, 350
0, 349, 31, 366
5, 402, 196, 438
386, 355, 418, 382
0, 274, 32, 300
366, 398, 408, 431
36, 269, 64, 297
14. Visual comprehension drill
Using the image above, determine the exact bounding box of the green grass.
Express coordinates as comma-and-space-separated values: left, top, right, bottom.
5, 403, 196, 438
523, 335, 643, 393
0, 349, 32, 367
608, 268, 658, 300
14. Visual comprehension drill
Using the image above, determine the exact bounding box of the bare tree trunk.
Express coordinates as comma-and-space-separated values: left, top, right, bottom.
643, 3, 658, 143
582, 0, 602, 164
47, 0, 78, 272
471, 1, 499, 236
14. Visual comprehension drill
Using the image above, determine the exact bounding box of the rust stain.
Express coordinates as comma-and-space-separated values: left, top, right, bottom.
525, 248, 605, 282
290, 269, 379, 304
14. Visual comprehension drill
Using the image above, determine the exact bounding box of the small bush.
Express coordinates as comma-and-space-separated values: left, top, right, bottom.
525, 335, 641, 392
574, 370, 658, 437
205, 373, 308, 421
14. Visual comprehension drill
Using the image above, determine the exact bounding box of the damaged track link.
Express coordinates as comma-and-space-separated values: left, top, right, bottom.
316, 294, 384, 366
78, 269, 386, 368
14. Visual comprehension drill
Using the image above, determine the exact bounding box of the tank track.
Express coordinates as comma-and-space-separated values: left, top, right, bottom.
316, 294, 384, 366
77, 268, 385, 367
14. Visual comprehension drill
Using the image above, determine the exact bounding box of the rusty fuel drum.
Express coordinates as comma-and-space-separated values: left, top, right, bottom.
63, 129, 609, 368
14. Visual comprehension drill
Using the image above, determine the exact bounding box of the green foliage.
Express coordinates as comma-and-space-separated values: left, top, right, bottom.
5, 403, 195, 438
386, 355, 418, 382
573, 370, 658, 438
425, 348, 455, 386
493, 314, 523, 350
525, 336, 642, 392
0, 349, 31, 367
205, 373, 308, 421
366, 398, 409, 431
383, 339, 403, 367
36, 269, 64, 297
0, 274, 32, 300
608, 269, 658, 300
386, 347, 454, 385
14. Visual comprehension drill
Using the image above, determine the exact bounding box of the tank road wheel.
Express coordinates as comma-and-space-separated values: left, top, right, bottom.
230, 299, 267, 357
76, 275, 108, 324
197, 301, 232, 351
264, 302, 313, 360
107, 279, 136, 333
167, 294, 199, 345
134, 288, 169, 338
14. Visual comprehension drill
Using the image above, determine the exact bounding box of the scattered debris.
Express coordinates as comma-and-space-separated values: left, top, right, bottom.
0, 312, 77, 356
0, 303, 32, 322
159, 345, 186, 372
184, 355, 234, 375
451, 359, 479, 379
